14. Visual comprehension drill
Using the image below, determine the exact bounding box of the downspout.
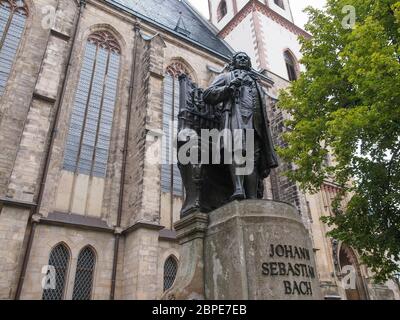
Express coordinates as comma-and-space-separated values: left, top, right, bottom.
110, 23, 141, 300
15, 0, 87, 300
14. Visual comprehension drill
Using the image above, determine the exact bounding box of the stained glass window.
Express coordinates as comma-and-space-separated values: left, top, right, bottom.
161, 62, 191, 197
0, 0, 28, 96
63, 31, 121, 178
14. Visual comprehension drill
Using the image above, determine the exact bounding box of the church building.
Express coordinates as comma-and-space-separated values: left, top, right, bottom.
0, 0, 398, 300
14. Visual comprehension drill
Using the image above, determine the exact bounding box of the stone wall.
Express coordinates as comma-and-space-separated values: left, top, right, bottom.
0, 0, 80, 299
0, 0, 228, 300
0, 0, 49, 197
0, 207, 31, 299
20, 224, 115, 300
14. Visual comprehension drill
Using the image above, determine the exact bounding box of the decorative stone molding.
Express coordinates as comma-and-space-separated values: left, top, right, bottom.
162, 212, 209, 300
114, 227, 123, 235
251, 10, 268, 70
219, 0, 254, 39
88, 30, 121, 54
123, 221, 164, 236
0, 198, 37, 209
41, 212, 114, 233
218, 0, 310, 40
31, 214, 42, 223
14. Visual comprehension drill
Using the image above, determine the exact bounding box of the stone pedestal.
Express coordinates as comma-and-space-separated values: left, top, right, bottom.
165, 200, 323, 300
162, 213, 209, 300
205, 200, 322, 300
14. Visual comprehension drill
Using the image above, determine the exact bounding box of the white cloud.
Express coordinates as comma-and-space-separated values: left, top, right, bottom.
187, 0, 209, 18
289, 0, 326, 28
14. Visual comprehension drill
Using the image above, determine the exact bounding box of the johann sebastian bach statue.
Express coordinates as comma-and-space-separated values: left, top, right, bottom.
177, 52, 278, 217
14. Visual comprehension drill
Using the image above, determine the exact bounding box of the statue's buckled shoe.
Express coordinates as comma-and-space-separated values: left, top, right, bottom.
230, 192, 246, 201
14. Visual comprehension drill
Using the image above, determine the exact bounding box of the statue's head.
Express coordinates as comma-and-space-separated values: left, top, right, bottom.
229, 52, 252, 71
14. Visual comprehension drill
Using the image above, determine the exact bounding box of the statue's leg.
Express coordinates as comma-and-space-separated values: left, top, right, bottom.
244, 135, 261, 199
244, 172, 259, 199
179, 163, 201, 217
229, 163, 246, 201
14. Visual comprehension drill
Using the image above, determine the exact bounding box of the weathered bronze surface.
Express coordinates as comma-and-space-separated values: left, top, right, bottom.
177, 52, 279, 217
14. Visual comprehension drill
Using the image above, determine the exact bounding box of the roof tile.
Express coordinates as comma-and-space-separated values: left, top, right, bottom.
105, 0, 233, 58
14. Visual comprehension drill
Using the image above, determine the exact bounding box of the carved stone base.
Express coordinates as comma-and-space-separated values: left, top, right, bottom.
205, 200, 323, 300
165, 200, 323, 300
162, 213, 209, 300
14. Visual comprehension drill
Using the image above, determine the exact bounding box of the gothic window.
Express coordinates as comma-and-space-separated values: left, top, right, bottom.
321, 183, 343, 216
217, 0, 227, 21
163, 256, 178, 292
161, 62, 192, 198
72, 246, 96, 300
274, 0, 285, 10
339, 245, 368, 300
284, 50, 298, 81
42, 243, 70, 300
0, 0, 28, 96
63, 31, 121, 178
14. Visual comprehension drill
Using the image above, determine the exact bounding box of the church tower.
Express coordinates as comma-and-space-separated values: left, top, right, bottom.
208, 0, 310, 208
208, 0, 308, 81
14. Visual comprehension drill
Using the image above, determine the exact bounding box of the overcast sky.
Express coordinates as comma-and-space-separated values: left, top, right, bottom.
187, 0, 327, 29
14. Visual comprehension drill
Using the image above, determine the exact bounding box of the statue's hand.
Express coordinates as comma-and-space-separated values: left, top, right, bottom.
229, 77, 243, 89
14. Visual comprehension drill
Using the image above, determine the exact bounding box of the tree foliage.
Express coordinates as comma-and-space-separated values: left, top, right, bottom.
278, 0, 400, 282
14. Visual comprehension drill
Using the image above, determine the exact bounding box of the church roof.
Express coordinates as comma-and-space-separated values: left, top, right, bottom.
105, 0, 233, 59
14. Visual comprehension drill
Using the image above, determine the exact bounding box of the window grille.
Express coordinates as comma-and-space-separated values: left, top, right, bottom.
42, 243, 70, 300
63, 31, 121, 178
72, 247, 96, 300
0, 0, 28, 96
163, 256, 178, 292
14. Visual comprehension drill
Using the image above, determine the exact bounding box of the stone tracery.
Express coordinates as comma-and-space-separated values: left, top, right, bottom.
88, 30, 121, 54
0, 0, 29, 16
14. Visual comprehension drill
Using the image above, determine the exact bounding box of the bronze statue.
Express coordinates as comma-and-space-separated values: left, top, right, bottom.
177, 52, 279, 217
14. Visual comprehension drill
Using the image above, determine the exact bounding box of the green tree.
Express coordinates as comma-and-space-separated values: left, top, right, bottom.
278, 0, 400, 282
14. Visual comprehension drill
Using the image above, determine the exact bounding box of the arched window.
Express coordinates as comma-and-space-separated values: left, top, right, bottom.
162, 62, 193, 198
274, 0, 285, 10
42, 243, 70, 300
0, 0, 29, 96
72, 246, 96, 300
163, 255, 178, 292
63, 31, 121, 178
339, 245, 368, 300
284, 50, 298, 81
217, 0, 227, 21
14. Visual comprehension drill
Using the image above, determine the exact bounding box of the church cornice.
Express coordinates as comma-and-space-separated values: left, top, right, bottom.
218, 0, 311, 40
